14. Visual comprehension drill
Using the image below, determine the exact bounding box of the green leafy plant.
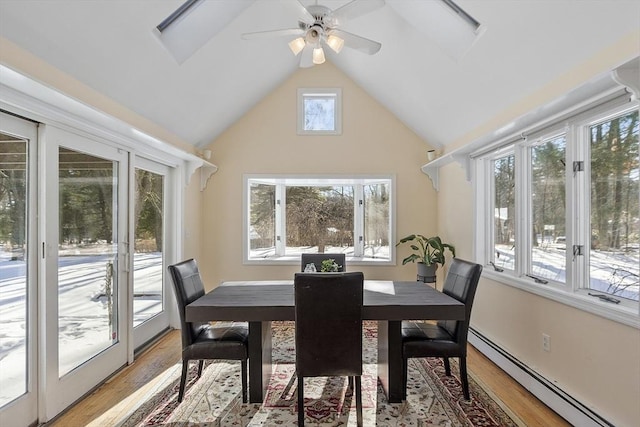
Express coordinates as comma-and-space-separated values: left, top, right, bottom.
320, 258, 341, 272
396, 235, 455, 266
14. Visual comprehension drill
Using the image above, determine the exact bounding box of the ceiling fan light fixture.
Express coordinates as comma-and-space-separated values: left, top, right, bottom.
312, 46, 326, 64
288, 37, 306, 55
326, 35, 344, 53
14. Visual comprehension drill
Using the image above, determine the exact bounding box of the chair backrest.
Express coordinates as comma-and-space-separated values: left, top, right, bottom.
294, 272, 363, 377
300, 253, 346, 272
438, 258, 483, 344
168, 259, 208, 348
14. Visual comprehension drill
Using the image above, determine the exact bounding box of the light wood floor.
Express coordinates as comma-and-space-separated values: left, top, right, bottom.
46, 329, 570, 427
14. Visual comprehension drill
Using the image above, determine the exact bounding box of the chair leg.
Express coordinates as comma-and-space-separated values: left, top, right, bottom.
298, 375, 305, 426
241, 360, 248, 403
178, 360, 189, 403
197, 360, 204, 377
355, 376, 363, 427
348, 375, 354, 390
460, 356, 470, 400
443, 357, 451, 376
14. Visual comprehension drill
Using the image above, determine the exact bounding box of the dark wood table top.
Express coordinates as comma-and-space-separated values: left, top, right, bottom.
186, 280, 465, 322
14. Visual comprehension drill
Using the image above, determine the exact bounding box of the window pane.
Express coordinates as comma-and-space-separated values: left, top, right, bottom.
286, 186, 353, 255
530, 136, 567, 282
133, 169, 164, 327
494, 154, 516, 270
0, 134, 28, 405
249, 183, 276, 258
58, 147, 119, 376
589, 110, 639, 301
304, 96, 335, 131
363, 183, 390, 258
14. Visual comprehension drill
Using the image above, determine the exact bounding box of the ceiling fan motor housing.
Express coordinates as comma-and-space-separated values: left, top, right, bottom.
301, 4, 335, 45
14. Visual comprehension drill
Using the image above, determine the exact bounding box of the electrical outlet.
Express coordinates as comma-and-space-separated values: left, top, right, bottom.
542, 333, 550, 352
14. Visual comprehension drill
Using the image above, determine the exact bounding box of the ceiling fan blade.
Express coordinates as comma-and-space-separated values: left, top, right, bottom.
331, 0, 385, 26
299, 44, 314, 68
329, 29, 381, 55
241, 28, 304, 40
294, 0, 315, 25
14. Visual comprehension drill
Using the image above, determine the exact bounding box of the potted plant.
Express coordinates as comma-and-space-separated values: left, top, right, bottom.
396, 235, 455, 282
320, 258, 341, 272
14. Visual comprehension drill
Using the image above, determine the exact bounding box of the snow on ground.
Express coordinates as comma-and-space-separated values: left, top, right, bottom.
495, 244, 639, 300
0, 251, 162, 406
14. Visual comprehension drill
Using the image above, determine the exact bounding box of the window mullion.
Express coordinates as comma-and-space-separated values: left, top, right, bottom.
275, 184, 285, 256
516, 143, 530, 278
571, 124, 588, 292
354, 184, 364, 257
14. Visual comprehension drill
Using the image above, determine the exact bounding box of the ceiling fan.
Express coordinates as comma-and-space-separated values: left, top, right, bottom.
241, 0, 385, 67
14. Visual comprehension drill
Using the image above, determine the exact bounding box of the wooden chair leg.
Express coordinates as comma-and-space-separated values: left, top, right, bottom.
443, 357, 451, 376
178, 360, 189, 403
348, 376, 354, 390
241, 360, 248, 403
197, 360, 204, 377
460, 356, 470, 400
355, 376, 363, 427
298, 376, 305, 426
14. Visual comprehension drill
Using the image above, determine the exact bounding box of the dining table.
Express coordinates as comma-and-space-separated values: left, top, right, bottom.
185, 279, 465, 403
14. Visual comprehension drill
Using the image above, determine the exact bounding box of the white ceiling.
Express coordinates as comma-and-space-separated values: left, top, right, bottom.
1, 0, 639, 149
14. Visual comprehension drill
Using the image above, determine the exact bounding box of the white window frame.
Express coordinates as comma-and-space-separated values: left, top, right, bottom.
297, 88, 342, 135
243, 174, 395, 265
522, 125, 570, 289
474, 98, 640, 328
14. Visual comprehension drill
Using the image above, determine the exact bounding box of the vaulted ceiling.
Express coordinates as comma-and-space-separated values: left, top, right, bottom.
1, 0, 639, 149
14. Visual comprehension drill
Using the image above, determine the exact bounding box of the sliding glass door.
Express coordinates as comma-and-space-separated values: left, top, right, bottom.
0, 113, 38, 427
0, 114, 179, 425
42, 125, 128, 419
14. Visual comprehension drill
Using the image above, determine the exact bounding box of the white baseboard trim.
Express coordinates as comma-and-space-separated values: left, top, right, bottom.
468, 328, 614, 427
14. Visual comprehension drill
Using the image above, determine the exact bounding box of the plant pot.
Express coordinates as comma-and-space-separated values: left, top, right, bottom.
417, 262, 437, 283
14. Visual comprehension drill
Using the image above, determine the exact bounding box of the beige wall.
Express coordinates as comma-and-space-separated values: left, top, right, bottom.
438, 33, 640, 427
199, 62, 437, 286
183, 173, 204, 261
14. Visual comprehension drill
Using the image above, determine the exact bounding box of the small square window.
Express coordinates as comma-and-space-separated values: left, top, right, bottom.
297, 88, 342, 135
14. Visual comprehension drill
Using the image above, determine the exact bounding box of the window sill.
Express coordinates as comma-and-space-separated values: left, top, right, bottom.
482, 270, 640, 329
244, 256, 394, 266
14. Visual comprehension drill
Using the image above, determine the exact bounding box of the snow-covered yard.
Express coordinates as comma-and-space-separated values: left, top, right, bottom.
0, 252, 163, 406
495, 244, 639, 300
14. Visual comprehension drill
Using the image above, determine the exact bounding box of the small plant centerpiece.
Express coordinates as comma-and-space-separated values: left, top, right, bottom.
396, 235, 455, 282
320, 258, 341, 272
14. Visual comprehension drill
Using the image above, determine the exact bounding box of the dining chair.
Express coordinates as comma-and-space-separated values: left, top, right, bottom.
300, 253, 346, 272
294, 271, 364, 427
168, 259, 249, 403
401, 258, 482, 400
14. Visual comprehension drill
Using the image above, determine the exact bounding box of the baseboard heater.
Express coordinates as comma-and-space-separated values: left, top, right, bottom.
468, 327, 614, 427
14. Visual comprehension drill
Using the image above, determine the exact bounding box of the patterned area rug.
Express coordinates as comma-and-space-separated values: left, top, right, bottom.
120, 321, 523, 426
